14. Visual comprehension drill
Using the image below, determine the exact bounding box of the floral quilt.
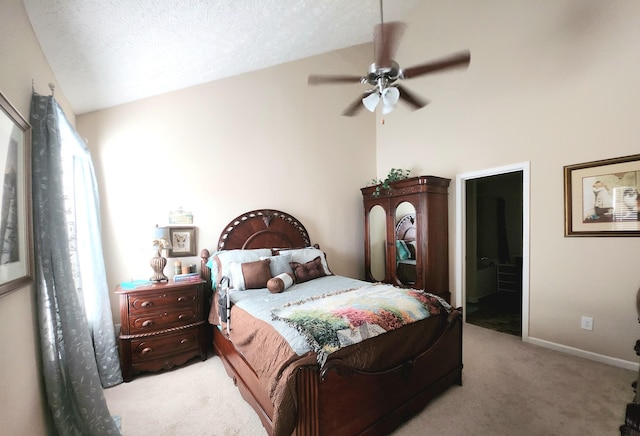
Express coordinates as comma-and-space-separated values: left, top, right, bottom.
271, 283, 451, 367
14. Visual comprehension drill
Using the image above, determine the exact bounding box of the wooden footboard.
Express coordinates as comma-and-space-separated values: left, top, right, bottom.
212, 307, 463, 436
295, 309, 463, 436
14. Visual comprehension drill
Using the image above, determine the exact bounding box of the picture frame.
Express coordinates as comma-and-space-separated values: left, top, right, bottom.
0, 91, 34, 297
564, 154, 640, 236
168, 226, 197, 257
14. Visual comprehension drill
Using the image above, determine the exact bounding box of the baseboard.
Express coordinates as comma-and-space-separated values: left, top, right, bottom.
526, 336, 639, 371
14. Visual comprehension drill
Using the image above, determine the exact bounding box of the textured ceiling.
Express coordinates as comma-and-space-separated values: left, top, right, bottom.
24, 0, 421, 114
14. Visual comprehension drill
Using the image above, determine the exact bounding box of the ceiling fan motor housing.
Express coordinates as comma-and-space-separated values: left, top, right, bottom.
366, 61, 400, 86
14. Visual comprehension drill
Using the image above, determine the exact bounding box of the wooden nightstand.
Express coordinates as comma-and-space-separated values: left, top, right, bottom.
115, 280, 208, 382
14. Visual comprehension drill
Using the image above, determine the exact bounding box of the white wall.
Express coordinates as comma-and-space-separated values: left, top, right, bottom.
77, 45, 377, 320
375, 0, 640, 363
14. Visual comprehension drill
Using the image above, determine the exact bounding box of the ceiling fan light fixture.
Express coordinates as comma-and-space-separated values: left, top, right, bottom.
382, 102, 396, 114
382, 86, 399, 105
362, 92, 380, 112
306, 2, 470, 117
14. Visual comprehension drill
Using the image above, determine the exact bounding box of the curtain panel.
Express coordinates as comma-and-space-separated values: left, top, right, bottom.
30, 94, 121, 435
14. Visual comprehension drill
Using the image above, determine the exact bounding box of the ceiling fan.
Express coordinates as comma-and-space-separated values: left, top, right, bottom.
307, 3, 471, 117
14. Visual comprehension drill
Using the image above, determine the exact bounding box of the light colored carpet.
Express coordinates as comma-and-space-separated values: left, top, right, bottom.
104, 323, 635, 435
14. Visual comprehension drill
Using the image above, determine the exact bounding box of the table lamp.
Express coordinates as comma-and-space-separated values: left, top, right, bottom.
150, 226, 170, 282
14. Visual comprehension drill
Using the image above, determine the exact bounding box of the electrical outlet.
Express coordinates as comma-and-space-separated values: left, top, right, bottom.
581, 316, 593, 331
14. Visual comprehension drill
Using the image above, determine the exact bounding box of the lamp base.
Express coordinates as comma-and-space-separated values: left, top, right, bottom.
150, 254, 168, 283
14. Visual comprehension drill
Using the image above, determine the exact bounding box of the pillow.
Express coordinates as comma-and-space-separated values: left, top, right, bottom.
229, 259, 272, 290
279, 247, 332, 276
267, 272, 295, 294
406, 240, 417, 259
213, 248, 272, 287
396, 240, 410, 261
260, 253, 294, 277
290, 256, 328, 283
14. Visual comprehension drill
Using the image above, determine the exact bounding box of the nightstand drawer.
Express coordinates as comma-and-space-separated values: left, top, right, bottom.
129, 307, 199, 334
116, 280, 207, 381
130, 328, 199, 363
128, 288, 197, 314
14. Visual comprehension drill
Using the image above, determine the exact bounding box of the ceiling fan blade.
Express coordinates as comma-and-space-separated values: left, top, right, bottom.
342, 93, 372, 117
308, 74, 363, 85
401, 50, 471, 79
374, 21, 407, 68
396, 85, 428, 110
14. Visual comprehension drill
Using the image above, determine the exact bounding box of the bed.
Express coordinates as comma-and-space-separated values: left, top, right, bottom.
199, 209, 463, 436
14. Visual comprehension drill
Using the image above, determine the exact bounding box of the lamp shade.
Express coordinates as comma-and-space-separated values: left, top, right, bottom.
381, 87, 399, 114
362, 87, 400, 114
362, 92, 380, 112
151, 226, 171, 250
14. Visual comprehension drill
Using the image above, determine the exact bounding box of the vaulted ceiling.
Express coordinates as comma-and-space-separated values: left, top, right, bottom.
24, 0, 420, 114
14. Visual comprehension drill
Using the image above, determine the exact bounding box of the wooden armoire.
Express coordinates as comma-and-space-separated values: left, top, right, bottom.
361, 175, 451, 303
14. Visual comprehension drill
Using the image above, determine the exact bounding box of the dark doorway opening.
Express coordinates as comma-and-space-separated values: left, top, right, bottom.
465, 171, 523, 336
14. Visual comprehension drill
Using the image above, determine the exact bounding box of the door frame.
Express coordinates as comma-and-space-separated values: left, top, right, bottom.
455, 162, 530, 340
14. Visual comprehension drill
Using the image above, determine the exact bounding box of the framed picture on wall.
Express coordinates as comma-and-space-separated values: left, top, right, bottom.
564, 154, 640, 236
168, 226, 197, 257
0, 91, 34, 297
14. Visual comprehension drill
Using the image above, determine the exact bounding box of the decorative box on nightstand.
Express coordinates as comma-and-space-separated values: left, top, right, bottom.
115, 279, 208, 382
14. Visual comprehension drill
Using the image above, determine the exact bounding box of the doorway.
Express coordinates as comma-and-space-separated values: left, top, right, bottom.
455, 163, 530, 339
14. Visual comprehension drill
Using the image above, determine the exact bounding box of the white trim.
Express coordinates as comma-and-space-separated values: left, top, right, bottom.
527, 336, 640, 371
455, 162, 531, 340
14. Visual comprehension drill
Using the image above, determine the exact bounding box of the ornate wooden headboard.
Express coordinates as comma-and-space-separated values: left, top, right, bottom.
396, 213, 417, 241
199, 209, 312, 288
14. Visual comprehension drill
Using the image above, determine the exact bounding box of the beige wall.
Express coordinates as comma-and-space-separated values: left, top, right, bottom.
4, 1, 640, 434
79, 0, 640, 367
375, 0, 640, 363
77, 45, 376, 322
0, 0, 73, 434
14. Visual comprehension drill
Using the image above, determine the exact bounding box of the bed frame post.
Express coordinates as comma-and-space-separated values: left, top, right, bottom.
295, 366, 320, 436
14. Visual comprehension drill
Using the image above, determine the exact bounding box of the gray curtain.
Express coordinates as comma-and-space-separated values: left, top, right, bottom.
30, 94, 122, 435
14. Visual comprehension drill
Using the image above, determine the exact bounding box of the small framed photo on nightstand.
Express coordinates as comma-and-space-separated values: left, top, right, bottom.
168, 226, 196, 257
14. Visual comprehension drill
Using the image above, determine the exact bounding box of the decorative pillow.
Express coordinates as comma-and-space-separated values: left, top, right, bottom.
290, 256, 328, 283
396, 240, 410, 261
267, 272, 295, 294
406, 240, 417, 260
213, 248, 272, 287
279, 247, 332, 276
229, 259, 272, 290
260, 254, 293, 277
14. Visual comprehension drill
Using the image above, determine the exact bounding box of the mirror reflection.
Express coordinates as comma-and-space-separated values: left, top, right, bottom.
368, 205, 386, 281
394, 202, 416, 285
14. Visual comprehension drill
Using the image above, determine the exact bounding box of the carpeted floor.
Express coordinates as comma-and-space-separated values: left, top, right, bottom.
104, 323, 635, 435
467, 291, 522, 336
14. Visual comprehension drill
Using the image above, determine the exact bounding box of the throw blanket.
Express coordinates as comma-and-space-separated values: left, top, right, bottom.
271, 283, 451, 367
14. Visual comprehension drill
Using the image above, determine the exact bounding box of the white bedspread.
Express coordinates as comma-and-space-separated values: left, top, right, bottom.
229, 275, 366, 355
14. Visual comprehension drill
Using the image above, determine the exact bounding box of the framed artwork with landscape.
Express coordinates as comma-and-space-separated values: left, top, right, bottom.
0, 91, 34, 297
564, 154, 640, 236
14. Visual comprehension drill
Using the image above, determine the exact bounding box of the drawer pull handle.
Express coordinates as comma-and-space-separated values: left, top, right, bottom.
142, 320, 153, 327
141, 347, 153, 355
177, 296, 189, 302
180, 338, 191, 345
178, 314, 189, 321
141, 301, 153, 307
